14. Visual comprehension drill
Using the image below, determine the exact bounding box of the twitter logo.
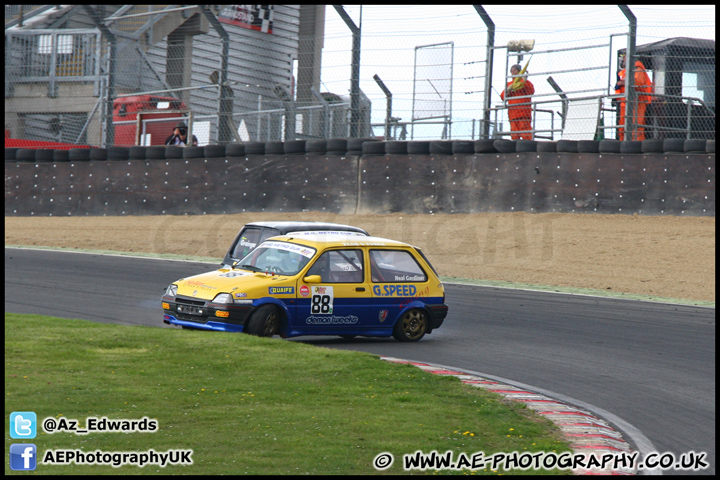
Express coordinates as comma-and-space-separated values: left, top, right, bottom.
10, 412, 37, 439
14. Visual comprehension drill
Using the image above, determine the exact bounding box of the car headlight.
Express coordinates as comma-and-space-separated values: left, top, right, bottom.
212, 293, 234, 304
165, 284, 178, 297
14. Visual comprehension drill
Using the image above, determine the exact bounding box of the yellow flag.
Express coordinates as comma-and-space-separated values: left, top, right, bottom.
511, 57, 532, 91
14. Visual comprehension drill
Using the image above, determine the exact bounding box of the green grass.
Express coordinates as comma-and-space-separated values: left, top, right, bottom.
5, 313, 571, 475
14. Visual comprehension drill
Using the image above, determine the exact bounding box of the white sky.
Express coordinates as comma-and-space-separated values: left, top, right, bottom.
319, 4, 716, 139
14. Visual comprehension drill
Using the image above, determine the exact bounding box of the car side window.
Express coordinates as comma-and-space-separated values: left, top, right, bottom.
370, 250, 427, 283
307, 249, 364, 283
231, 227, 264, 259
231, 227, 281, 259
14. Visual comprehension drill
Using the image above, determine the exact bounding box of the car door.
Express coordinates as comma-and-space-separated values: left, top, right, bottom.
369, 248, 430, 327
294, 248, 372, 334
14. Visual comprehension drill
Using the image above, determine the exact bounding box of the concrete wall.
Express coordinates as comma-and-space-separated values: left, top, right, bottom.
5, 144, 715, 217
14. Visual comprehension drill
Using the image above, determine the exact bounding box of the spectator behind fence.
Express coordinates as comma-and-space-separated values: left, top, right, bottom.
165, 121, 198, 146
614, 54, 653, 141
500, 63, 535, 140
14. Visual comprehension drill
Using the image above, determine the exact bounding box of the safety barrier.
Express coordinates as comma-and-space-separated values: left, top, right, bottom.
5, 139, 715, 216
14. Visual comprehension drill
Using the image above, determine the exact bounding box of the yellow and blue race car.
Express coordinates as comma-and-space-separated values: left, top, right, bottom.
162, 233, 448, 341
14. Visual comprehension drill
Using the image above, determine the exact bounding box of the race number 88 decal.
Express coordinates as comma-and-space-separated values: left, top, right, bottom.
311, 286, 334, 314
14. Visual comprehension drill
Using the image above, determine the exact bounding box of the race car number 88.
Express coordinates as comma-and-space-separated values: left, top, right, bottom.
311, 286, 334, 314
311, 295, 332, 314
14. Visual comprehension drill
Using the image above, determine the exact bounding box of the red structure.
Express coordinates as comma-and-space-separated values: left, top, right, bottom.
113, 95, 188, 146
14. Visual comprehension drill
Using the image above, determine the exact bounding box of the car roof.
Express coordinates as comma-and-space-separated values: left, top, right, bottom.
244, 221, 368, 235
266, 233, 411, 249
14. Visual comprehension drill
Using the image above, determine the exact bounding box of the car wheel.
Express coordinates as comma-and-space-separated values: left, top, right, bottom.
246, 305, 279, 337
392, 308, 428, 342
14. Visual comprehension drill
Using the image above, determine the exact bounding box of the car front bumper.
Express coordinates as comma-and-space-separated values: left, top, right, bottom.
161, 294, 254, 332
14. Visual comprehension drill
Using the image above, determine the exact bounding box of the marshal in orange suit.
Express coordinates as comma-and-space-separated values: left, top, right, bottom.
614, 55, 653, 141
500, 64, 535, 140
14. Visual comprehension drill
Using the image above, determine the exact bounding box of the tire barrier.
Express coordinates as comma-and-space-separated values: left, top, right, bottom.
68, 148, 90, 162
284, 140, 306, 155
474, 139, 498, 153
362, 140, 386, 155
536, 141, 557, 152
204, 144, 226, 159
556, 140, 578, 153
5, 148, 19, 162
146, 146, 167, 160
599, 140, 621, 154
493, 139, 516, 153
265, 141, 285, 155
129, 146, 146, 160
577, 140, 599, 154
5, 141, 715, 216
620, 141, 642, 154
663, 138, 685, 153
305, 139, 327, 154
90, 148, 108, 161
385, 141, 408, 155
52, 150, 69, 163
451, 140, 474, 154
407, 141, 430, 155
429, 140, 453, 155
107, 146, 129, 161
36, 149, 55, 163
516, 140, 538, 153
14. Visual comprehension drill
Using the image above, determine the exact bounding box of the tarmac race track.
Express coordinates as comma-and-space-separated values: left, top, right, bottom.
5, 248, 715, 475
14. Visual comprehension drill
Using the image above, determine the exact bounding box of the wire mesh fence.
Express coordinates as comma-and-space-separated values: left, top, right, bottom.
4, 5, 715, 147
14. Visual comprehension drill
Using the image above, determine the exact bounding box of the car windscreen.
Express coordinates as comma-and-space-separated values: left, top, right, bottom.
236, 241, 316, 276
230, 227, 281, 260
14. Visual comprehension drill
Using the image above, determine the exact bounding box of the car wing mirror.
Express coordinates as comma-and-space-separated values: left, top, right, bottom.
303, 275, 322, 284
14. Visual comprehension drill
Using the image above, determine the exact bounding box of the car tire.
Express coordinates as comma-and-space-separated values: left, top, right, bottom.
90, 148, 108, 161
246, 305, 279, 337
183, 146, 205, 159
107, 146, 129, 161
598, 140, 621, 153
474, 139, 498, 153
244, 142, 265, 155
5, 148, 19, 162
326, 138, 347, 153
35, 149, 55, 163
129, 146, 147, 160
226, 143, 245, 157
306, 139, 327, 154
516, 140, 538, 152
284, 140, 306, 155
429, 140, 453, 155
392, 308, 428, 342
407, 141, 430, 155
557, 140, 578, 153
204, 144, 226, 158
362, 140, 386, 155
385, 141, 407, 154
663, 138, 684, 153
146, 146, 167, 160
620, 141, 642, 154
451, 140, 474, 154
265, 141, 285, 155
536, 141, 557, 152
493, 139, 515, 153
69, 148, 90, 162
52, 150, 69, 162
165, 146, 184, 159
577, 140, 599, 153
684, 139, 706, 153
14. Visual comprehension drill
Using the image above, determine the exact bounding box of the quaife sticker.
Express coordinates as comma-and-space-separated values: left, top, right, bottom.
269, 286, 294, 295
311, 286, 334, 314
